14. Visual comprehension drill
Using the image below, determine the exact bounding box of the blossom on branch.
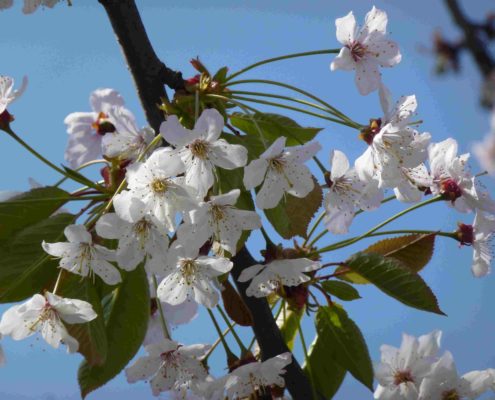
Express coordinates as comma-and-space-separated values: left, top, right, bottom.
243, 137, 321, 209
330, 6, 401, 95
0, 75, 27, 115
0, 292, 97, 353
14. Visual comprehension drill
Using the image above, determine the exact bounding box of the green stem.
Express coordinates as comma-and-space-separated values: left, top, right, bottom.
317, 196, 443, 254
207, 308, 235, 358
204, 325, 235, 361
54, 159, 108, 187
365, 229, 457, 240
225, 78, 357, 127
304, 211, 325, 247
152, 275, 171, 340
226, 49, 339, 82
230, 95, 357, 128
216, 306, 247, 353
298, 321, 317, 400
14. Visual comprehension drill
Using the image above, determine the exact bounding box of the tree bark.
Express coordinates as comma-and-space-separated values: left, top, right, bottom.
99, 1, 319, 399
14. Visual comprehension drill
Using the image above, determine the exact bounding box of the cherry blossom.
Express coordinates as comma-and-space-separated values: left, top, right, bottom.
115, 147, 196, 232
160, 108, 248, 199
125, 338, 209, 397
95, 210, 169, 274
64, 88, 125, 168
0, 75, 28, 115
394, 164, 432, 203
157, 242, 233, 308
102, 105, 155, 161
224, 353, 292, 399
428, 138, 495, 214
356, 85, 431, 189
374, 330, 442, 400
0, 292, 97, 353
330, 6, 401, 95
324, 149, 383, 234
238, 258, 320, 298
457, 212, 495, 278
243, 137, 321, 209
42, 224, 121, 285
177, 189, 261, 255
418, 351, 495, 400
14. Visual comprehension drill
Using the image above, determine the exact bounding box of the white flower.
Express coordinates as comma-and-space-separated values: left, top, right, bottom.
324, 150, 383, 234
0, 75, 28, 115
356, 85, 431, 189
177, 189, 261, 255
64, 88, 125, 168
42, 224, 121, 285
394, 164, 432, 203
457, 213, 495, 278
244, 137, 321, 209
428, 138, 495, 214
144, 297, 198, 346
125, 338, 209, 397
116, 147, 196, 232
418, 351, 495, 400
160, 108, 248, 199
102, 105, 155, 161
157, 243, 233, 308
330, 6, 401, 95
238, 258, 320, 298
224, 353, 292, 399
95, 210, 169, 274
22, 0, 59, 14
374, 330, 442, 400
0, 292, 96, 353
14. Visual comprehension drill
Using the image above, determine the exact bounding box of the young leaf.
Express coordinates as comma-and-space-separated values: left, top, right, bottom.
346, 252, 445, 315
0, 186, 70, 241
58, 272, 108, 366
221, 280, 253, 326
276, 303, 304, 350
303, 334, 347, 399
78, 266, 150, 398
321, 281, 361, 301
230, 112, 322, 158
264, 177, 322, 239
315, 305, 374, 390
0, 213, 75, 303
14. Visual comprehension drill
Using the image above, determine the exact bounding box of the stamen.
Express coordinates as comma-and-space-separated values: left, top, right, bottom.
189, 139, 210, 159
151, 179, 169, 194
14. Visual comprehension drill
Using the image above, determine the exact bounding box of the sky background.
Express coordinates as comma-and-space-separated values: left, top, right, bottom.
0, 0, 494, 399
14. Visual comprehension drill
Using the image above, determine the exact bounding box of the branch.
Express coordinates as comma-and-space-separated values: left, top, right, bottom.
231, 247, 323, 400
98, 0, 185, 133
444, 0, 495, 77
100, 1, 319, 398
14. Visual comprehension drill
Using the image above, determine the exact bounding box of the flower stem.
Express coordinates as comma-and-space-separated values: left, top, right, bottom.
304, 211, 326, 247
316, 196, 443, 254
52, 269, 65, 295
54, 159, 109, 188
152, 274, 171, 340
207, 308, 236, 359
226, 49, 339, 82
216, 306, 247, 353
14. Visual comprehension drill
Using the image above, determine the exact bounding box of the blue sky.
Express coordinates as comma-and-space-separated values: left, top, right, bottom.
0, 0, 494, 399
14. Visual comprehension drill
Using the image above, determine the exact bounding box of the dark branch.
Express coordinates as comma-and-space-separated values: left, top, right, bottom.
231, 247, 323, 400
99, 0, 184, 133
444, 0, 495, 77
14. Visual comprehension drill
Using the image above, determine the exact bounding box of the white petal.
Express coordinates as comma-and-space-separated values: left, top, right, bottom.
330, 150, 350, 180
355, 58, 381, 96
194, 108, 224, 142
243, 158, 268, 190
95, 213, 127, 239
209, 140, 248, 169
330, 47, 357, 72
64, 224, 92, 244
160, 115, 191, 147
335, 11, 356, 45
237, 264, 264, 282
125, 355, 161, 383
91, 260, 122, 285
363, 6, 388, 36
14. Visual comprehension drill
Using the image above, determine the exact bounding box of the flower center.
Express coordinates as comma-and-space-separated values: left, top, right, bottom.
28, 301, 56, 332
91, 112, 116, 136
442, 389, 460, 400
210, 204, 225, 221
456, 223, 474, 245
440, 178, 462, 202
160, 349, 181, 367
347, 41, 367, 62
189, 139, 210, 159
269, 157, 286, 173
359, 118, 382, 145
151, 179, 169, 194
393, 370, 414, 386
180, 259, 199, 285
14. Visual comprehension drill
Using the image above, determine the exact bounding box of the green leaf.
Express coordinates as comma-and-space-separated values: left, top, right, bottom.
337, 233, 436, 284
58, 273, 108, 366
0, 213, 75, 303
78, 266, 150, 398
230, 112, 322, 158
0, 187, 70, 241
264, 178, 323, 239
304, 334, 347, 399
315, 305, 373, 390
321, 281, 361, 301
277, 303, 303, 350
346, 252, 445, 315
62, 166, 102, 190
213, 66, 229, 83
